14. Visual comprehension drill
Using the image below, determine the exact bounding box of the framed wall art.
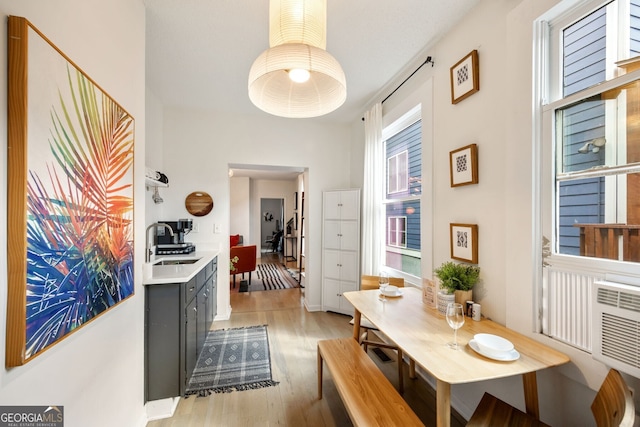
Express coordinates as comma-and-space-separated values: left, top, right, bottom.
450, 223, 478, 264
450, 143, 478, 187
6, 16, 135, 366
450, 50, 479, 104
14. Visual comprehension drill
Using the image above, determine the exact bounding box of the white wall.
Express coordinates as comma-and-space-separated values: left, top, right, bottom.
149, 106, 352, 318
145, 87, 166, 226
230, 176, 251, 241
0, 1, 147, 427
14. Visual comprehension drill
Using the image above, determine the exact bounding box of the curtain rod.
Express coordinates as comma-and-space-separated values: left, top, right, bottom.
362, 55, 434, 121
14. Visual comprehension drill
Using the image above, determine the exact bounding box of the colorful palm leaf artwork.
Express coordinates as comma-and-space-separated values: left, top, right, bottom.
24, 64, 134, 359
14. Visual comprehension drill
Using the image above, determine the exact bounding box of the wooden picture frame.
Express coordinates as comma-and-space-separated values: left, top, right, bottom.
450, 143, 479, 187
450, 223, 478, 264
450, 50, 479, 104
6, 17, 135, 366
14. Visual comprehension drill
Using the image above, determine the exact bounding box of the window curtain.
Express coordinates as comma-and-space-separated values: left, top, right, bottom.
361, 103, 383, 275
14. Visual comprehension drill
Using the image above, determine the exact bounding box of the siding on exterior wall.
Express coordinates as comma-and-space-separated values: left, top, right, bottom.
563, 6, 606, 97
631, 1, 640, 54
385, 120, 421, 251
558, 6, 607, 255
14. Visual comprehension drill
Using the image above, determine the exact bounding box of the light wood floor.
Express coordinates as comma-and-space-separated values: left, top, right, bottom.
146, 252, 466, 427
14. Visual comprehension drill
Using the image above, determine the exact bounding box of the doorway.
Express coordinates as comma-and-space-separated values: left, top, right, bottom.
261, 198, 284, 253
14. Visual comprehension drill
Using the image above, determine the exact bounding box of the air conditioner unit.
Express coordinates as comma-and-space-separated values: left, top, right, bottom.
592, 279, 640, 377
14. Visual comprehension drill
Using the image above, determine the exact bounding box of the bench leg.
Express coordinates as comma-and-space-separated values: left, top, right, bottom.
317, 346, 323, 400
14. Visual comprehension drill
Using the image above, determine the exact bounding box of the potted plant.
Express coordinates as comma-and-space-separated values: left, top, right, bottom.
434, 261, 480, 310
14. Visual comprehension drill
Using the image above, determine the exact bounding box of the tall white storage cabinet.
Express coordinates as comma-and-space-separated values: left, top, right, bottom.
322, 189, 361, 315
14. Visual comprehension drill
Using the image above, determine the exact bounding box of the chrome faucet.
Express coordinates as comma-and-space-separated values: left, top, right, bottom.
146, 223, 174, 263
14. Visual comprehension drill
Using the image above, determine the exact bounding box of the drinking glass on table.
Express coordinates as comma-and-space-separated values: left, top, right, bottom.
378, 272, 389, 301
445, 302, 465, 350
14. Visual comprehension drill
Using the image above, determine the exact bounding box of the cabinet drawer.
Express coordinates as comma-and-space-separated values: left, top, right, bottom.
183, 277, 197, 302
196, 268, 207, 287
205, 259, 215, 279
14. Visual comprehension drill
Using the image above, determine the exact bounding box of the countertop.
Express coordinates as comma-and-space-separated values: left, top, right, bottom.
143, 250, 219, 285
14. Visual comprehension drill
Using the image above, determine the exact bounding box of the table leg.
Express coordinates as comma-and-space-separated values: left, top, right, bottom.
522, 371, 540, 418
436, 379, 451, 427
317, 346, 323, 399
352, 310, 362, 342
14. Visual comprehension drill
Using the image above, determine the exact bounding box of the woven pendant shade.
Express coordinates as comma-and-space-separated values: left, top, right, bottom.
270, 0, 326, 49
248, 0, 346, 118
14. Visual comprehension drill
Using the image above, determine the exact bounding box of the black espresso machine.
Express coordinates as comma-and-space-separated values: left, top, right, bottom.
155, 219, 196, 255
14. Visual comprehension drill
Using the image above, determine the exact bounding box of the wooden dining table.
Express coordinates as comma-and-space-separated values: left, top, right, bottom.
343, 288, 570, 427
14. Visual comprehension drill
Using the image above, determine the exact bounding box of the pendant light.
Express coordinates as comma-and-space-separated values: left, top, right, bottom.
248, 0, 347, 118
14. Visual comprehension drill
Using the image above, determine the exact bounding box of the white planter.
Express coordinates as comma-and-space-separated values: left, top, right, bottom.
437, 291, 455, 315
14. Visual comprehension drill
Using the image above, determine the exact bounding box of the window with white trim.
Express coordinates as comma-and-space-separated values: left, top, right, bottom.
382, 106, 422, 279
538, 0, 640, 346
387, 216, 407, 248
387, 151, 409, 194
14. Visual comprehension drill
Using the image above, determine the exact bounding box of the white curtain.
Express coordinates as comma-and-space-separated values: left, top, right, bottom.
361, 103, 383, 275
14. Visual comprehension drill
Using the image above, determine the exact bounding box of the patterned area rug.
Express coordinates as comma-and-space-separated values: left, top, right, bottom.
250, 262, 299, 291
185, 325, 279, 397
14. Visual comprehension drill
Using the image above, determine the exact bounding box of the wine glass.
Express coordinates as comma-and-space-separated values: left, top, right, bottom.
445, 302, 465, 350
378, 272, 389, 301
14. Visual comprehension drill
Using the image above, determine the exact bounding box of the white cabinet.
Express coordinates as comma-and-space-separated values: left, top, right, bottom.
322, 189, 360, 315
323, 190, 359, 220
322, 220, 359, 251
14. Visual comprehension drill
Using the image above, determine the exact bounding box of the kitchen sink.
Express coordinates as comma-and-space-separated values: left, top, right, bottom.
153, 258, 201, 266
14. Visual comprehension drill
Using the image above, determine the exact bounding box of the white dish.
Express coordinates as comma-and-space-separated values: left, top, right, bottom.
474, 333, 514, 358
469, 339, 520, 361
380, 287, 403, 297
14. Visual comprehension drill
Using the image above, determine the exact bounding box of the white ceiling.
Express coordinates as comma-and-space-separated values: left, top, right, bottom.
144, 1, 480, 180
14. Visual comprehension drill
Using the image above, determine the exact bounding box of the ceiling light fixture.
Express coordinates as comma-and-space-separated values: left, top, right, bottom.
248, 0, 347, 118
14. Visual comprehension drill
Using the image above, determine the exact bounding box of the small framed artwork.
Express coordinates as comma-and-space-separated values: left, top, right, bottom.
450, 143, 478, 187
450, 50, 479, 104
450, 223, 478, 264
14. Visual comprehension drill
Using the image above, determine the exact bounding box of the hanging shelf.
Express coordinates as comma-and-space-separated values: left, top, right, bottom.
145, 167, 169, 188
145, 177, 168, 188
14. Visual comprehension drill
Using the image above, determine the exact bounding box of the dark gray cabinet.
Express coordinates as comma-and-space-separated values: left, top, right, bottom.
145, 256, 218, 402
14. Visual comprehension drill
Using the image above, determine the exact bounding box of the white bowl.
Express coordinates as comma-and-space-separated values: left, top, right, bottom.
474, 333, 514, 357
382, 285, 399, 296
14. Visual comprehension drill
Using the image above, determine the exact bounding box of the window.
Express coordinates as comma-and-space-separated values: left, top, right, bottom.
387, 216, 407, 248
538, 0, 640, 347
382, 108, 421, 278
387, 151, 408, 194
543, 0, 640, 266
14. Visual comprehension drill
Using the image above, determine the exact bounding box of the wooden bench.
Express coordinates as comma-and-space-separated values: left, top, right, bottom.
317, 338, 424, 427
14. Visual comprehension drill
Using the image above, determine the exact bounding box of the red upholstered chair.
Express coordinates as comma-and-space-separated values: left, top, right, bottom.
230, 244, 257, 288
230, 234, 242, 247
